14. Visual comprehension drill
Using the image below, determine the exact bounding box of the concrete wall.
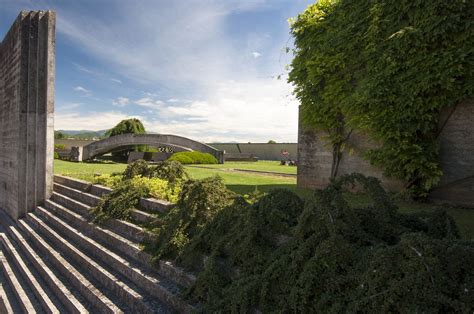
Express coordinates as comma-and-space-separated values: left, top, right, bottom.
298, 101, 474, 206
0, 11, 55, 219
429, 99, 474, 206
211, 143, 297, 161
297, 112, 404, 191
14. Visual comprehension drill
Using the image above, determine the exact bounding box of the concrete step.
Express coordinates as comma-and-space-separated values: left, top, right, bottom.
16, 218, 122, 313
54, 182, 101, 207
44, 199, 196, 288
27, 211, 172, 313
51, 191, 152, 243
0, 247, 38, 313
0, 268, 21, 314
54, 175, 174, 214
2, 222, 89, 313
36, 205, 193, 313
54, 182, 158, 225
0, 232, 61, 313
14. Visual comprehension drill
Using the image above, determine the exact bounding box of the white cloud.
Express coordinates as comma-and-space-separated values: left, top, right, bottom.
112, 97, 130, 107
54, 111, 146, 131
134, 97, 165, 109
110, 78, 122, 84
252, 51, 262, 58
145, 77, 298, 142
73, 86, 91, 95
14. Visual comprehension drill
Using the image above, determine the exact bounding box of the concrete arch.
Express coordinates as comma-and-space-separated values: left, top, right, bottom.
82, 133, 224, 163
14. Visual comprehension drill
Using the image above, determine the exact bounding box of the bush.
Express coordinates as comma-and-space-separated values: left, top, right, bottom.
168, 151, 218, 164
54, 152, 59, 159
90, 176, 181, 223
150, 160, 188, 185
148, 176, 235, 260
146, 173, 473, 312
93, 174, 123, 188
54, 144, 66, 151
123, 159, 151, 179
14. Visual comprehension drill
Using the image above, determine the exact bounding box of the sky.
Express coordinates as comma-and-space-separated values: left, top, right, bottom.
0, 0, 313, 143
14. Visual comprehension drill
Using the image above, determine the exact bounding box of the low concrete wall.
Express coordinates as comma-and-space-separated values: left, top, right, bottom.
0, 11, 55, 219
211, 143, 297, 161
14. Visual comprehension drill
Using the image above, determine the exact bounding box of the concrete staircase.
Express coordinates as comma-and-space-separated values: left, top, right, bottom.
0, 175, 196, 313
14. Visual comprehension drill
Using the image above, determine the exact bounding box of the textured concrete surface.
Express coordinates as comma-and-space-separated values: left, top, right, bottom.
298, 101, 474, 206
0, 11, 55, 219
430, 99, 474, 206
82, 133, 224, 163
297, 107, 404, 191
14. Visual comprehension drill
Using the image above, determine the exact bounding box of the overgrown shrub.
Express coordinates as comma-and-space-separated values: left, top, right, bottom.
123, 159, 151, 179
150, 160, 188, 185
147, 173, 473, 312
168, 151, 218, 164
123, 159, 187, 184
90, 176, 181, 222
148, 176, 235, 260
93, 174, 123, 188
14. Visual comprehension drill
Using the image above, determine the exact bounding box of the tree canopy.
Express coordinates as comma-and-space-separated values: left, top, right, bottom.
289, 0, 474, 196
106, 118, 146, 137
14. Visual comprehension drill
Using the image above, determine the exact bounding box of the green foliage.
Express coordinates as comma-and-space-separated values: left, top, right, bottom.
54, 144, 66, 151
106, 118, 146, 137
123, 159, 150, 179
90, 176, 181, 222
54, 152, 59, 159
168, 151, 218, 164
267, 140, 276, 144
93, 173, 123, 188
90, 178, 149, 223
123, 159, 187, 185
54, 131, 66, 139
106, 118, 147, 159
148, 176, 236, 260
289, 0, 474, 196
147, 173, 473, 312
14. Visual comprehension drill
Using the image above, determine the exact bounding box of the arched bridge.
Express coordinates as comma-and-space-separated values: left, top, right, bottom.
81, 134, 224, 163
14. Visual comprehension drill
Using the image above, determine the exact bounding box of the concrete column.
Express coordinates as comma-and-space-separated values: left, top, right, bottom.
0, 11, 55, 219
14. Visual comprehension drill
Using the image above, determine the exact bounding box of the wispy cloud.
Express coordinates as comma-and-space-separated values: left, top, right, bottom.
73, 86, 92, 96
112, 97, 130, 107
252, 51, 262, 58
134, 97, 165, 110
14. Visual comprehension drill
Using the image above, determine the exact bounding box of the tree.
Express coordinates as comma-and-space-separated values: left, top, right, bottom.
289, 0, 474, 197
267, 140, 277, 144
106, 118, 147, 160
54, 131, 66, 139
106, 118, 146, 137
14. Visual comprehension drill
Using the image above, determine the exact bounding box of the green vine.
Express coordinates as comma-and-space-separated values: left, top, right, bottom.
289, 0, 474, 196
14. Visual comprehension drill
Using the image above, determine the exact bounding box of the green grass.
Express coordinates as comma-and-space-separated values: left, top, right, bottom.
54, 160, 127, 182
54, 159, 474, 240
186, 160, 297, 175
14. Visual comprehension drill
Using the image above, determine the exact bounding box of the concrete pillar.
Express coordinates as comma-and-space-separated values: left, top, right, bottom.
0, 11, 55, 219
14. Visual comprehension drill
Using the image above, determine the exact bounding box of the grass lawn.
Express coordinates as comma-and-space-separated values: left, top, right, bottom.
186, 160, 297, 175
54, 159, 474, 240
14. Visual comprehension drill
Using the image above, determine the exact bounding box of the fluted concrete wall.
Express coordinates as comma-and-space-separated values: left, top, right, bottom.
0, 11, 55, 219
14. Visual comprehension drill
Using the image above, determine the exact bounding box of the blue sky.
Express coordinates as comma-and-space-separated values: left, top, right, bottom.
1, 0, 313, 143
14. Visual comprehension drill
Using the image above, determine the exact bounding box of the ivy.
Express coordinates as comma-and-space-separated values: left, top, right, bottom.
289, 0, 474, 196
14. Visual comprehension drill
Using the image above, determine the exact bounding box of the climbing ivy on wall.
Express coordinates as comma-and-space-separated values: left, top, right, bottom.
289, 0, 474, 196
